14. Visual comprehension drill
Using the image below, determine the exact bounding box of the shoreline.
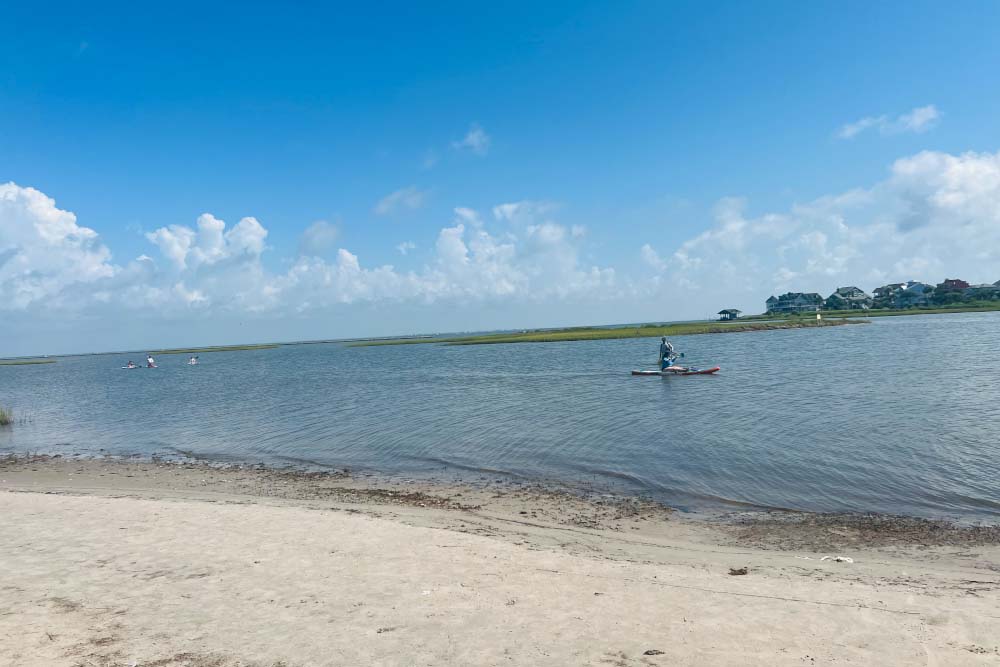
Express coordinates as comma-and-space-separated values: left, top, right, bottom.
3, 455, 999, 665
4, 453, 999, 548
5, 451, 999, 530
9, 448, 1000, 530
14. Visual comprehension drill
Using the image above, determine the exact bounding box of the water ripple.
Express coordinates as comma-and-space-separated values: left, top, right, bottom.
2, 312, 999, 520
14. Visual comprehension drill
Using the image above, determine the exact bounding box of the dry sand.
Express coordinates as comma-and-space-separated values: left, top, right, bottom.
1, 456, 999, 666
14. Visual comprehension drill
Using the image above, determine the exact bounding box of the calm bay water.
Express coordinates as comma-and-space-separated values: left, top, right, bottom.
2, 312, 999, 520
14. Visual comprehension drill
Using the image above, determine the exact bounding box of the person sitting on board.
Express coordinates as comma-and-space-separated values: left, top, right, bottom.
659, 337, 678, 370
126, 360, 136, 369
188, 356, 198, 365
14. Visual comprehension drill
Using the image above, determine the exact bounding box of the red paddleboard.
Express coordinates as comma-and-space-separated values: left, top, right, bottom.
631, 366, 720, 376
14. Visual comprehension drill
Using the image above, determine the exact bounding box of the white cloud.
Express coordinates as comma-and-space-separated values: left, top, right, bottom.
0, 182, 115, 309
226, 216, 268, 256
298, 220, 339, 257
187, 203, 615, 311
172, 281, 208, 306
896, 105, 940, 133
453, 207, 482, 227
266, 212, 617, 311
374, 186, 427, 215
396, 241, 416, 255
452, 123, 491, 156
640, 244, 667, 272
145, 225, 194, 268
838, 116, 883, 140
145, 213, 267, 270
2, 186, 622, 321
492, 200, 558, 225
838, 104, 940, 139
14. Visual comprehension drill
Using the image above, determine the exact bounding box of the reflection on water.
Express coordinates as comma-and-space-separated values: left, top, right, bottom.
2, 312, 999, 520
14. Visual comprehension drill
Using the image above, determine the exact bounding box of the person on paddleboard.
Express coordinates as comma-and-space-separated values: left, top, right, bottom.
146, 354, 156, 368
659, 337, 677, 370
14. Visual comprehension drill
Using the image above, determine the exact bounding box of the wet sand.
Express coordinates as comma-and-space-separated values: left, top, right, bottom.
2, 455, 999, 666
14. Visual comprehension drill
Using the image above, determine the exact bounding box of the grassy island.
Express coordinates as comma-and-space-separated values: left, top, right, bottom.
150, 344, 281, 355
0, 358, 57, 366
350, 318, 865, 347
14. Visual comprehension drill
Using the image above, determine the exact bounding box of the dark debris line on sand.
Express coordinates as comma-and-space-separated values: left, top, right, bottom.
0, 454, 677, 532
725, 511, 1000, 551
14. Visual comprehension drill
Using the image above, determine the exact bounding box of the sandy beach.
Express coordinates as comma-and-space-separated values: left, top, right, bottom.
2, 456, 999, 666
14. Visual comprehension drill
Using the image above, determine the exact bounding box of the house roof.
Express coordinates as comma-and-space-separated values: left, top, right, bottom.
769, 292, 823, 303
832, 286, 868, 297
718, 309, 741, 314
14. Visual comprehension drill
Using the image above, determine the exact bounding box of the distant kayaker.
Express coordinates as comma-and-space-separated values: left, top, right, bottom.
188, 356, 198, 365
126, 360, 136, 369
659, 337, 676, 370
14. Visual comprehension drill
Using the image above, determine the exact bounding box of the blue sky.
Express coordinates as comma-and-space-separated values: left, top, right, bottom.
3, 1, 1000, 355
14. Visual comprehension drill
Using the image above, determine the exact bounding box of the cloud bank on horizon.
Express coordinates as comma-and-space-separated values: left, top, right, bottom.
3, 148, 1000, 344
642, 149, 1000, 301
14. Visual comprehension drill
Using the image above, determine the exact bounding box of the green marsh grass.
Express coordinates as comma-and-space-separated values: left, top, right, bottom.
350, 318, 865, 347
151, 344, 281, 355
0, 358, 56, 365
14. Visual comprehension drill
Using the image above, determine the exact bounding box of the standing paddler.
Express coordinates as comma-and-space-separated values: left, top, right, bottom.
658, 336, 677, 370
